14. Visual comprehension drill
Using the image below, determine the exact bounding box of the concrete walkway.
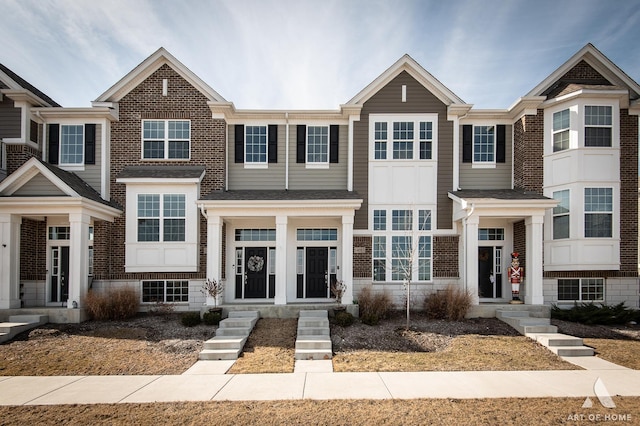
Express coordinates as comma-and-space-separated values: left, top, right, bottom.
1, 357, 639, 405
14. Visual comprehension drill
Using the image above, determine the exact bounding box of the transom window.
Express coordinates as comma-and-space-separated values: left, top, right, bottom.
297, 229, 338, 241
553, 190, 570, 239
473, 126, 495, 163
478, 228, 505, 241
142, 120, 190, 160
553, 109, 570, 152
373, 210, 387, 230
49, 226, 71, 240
558, 278, 604, 301
585, 106, 612, 147
245, 126, 267, 163
392, 210, 412, 231
137, 194, 186, 242
142, 280, 188, 303
235, 229, 276, 241
584, 188, 612, 238
60, 125, 84, 165
307, 126, 328, 163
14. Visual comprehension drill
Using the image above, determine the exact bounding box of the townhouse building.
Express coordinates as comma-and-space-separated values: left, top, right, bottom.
0, 43, 638, 322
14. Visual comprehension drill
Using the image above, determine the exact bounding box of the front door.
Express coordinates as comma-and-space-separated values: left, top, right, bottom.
243, 247, 268, 298
478, 246, 502, 299
50, 246, 70, 303
305, 247, 328, 298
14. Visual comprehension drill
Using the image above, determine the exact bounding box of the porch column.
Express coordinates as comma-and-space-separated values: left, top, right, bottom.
525, 215, 544, 305
68, 212, 90, 309
341, 215, 354, 305
464, 214, 480, 305
206, 214, 222, 306
274, 215, 288, 305
0, 214, 21, 309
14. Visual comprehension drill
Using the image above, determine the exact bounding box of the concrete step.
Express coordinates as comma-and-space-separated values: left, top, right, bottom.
215, 326, 252, 336
297, 327, 330, 336
521, 324, 558, 334
298, 318, 329, 328
203, 336, 248, 350
0, 323, 32, 335
548, 345, 595, 357
299, 310, 328, 318
294, 348, 333, 360
228, 311, 260, 319
9, 315, 48, 324
496, 310, 531, 319
219, 317, 258, 328
199, 348, 242, 360
528, 333, 586, 347
295, 336, 332, 350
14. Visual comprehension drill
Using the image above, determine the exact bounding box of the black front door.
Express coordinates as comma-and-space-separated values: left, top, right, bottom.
51, 246, 70, 303
244, 247, 267, 298
305, 247, 328, 298
478, 247, 493, 298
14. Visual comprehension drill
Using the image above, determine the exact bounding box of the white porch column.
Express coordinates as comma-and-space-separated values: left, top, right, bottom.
525, 214, 545, 305
341, 215, 354, 305
206, 214, 223, 306
464, 215, 480, 305
0, 214, 21, 309
274, 215, 288, 305
68, 212, 90, 309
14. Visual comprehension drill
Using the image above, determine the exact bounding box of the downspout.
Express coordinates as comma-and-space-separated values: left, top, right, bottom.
285, 112, 289, 190
225, 122, 229, 191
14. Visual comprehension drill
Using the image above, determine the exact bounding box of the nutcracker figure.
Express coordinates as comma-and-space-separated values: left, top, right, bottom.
507, 252, 523, 304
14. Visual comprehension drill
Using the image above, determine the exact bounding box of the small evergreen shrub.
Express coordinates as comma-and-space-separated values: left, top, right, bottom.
202, 310, 222, 325
358, 286, 392, 326
85, 287, 139, 320
334, 311, 355, 327
181, 312, 202, 327
424, 286, 472, 321
551, 302, 639, 325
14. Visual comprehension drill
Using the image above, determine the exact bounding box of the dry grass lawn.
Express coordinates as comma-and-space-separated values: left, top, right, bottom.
1, 398, 639, 425
584, 338, 640, 370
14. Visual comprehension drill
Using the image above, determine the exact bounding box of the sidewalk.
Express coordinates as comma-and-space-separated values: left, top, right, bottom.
1, 357, 639, 406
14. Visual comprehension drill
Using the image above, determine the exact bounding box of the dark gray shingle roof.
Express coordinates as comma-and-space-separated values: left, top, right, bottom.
0, 63, 61, 107
202, 189, 362, 201
117, 165, 206, 180
449, 189, 551, 200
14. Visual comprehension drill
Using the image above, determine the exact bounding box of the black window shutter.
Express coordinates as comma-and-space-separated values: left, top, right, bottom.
84, 124, 96, 165
48, 124, 59, 165
268, 125, 277, 163
296, 125, 306, 163
329, 125, 339, 163
234, 124, 244, 163
496, 125, 506, 163
462, 125, 472, 163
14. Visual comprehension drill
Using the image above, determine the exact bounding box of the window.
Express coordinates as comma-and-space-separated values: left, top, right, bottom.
296, 229, 338, 241
374, 122, 387, 160
373, 236, 386, 282
584, 188, 612, 238
142, 280, 188, 303
307, 126, 328, 163
235, 229, 276, 241
245, 126, 267, 163
137, 194, 186, 242
473, 126, 494, 163
393, 122, 413, 159
49, 226, 71, 240
553, 109, 570, 152
392, 210, 412, 231
373, 210, 387, 230
418, 236, 431, 281
418, 210, 431, 231
585, 106, 612, 147
142, 120, 190, 160
391, 236, 411, 281
553, 190, 570, 239
558, 278, 604, 301
419, 122, 433, 160
60, 125, 84, 165
478, 228, 504, 241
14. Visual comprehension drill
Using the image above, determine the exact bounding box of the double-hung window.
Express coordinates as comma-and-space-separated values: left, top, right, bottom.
553, 109, 570, 152
584, 188, 612, 238
558, 278, 604, 302
60, 125, 84, 165
584, 106, 612, 147
245, 126, 267, 163
137, 194, 186, 242
552, 190, 570, 239
473, 126, 495, 163
307, 126, 328, 163
142, 120, 190, 160
393, 122, 413, 159
374, 122, 387, 160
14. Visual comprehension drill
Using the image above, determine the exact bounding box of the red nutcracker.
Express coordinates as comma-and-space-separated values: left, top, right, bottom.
508, 252, 523, 304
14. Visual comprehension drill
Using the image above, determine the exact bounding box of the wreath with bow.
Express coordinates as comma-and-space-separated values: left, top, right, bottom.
247, 255, 265, 272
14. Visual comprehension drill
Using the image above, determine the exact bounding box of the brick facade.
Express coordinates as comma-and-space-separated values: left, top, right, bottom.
513, 110, 544, 194
19, 218, 46, 281
353, 236, 372, 279
433, 235, 459, 278
6, 144, 40, 175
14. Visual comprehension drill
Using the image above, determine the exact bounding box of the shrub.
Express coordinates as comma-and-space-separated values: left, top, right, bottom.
334, 311, 355, 327
358, 286, 393, 326
84, 287, 139, 320
551, 302, 639, 325
181, 312, 202, 327
202, 310, 222, 325
148, 301, 175, 316
424, 286, 472, 321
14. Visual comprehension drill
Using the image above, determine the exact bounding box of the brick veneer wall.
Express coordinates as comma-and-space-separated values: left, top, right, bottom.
513, 220, 526, 269
619, 109, 638, 274
6, 144, 40, 175
96, 64, 226, 281
513, 110, 544, 194
433, 235, 459, 278
20, 218, 46, 281
353, 236, 372, 279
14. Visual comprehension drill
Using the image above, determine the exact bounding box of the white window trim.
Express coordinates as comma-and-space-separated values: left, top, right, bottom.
369, 114, 438, 162
472, 124, 496, 166
244, 124, 268, 167
584, 186, 614, 239
306, 125, 330, 167
141, 119, 191, 161
584, 104, 613, 147
59, 124, 85, 169
141, 279, 189, 304
557, 278, 605, 303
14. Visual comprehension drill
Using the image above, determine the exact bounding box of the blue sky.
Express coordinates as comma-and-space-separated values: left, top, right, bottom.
2, 0, 640, 109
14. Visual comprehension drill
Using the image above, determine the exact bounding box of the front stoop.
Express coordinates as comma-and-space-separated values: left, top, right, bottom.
198, 311, 259, 360
295, 310, 332, 360
0, 315, 48, 344
496, 310, 594, 357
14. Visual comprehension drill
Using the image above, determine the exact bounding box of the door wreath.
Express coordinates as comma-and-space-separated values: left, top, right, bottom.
247, 255, 264, 272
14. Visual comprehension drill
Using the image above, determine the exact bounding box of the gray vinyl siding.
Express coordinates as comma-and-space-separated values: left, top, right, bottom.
0, 97, 21, 139
228, 124, 286, 190
13, 173, 67, 196
288, 125, 348, 190
459, 125, 512, 190
72, 123, 103, 193
353, 71, 454, 230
